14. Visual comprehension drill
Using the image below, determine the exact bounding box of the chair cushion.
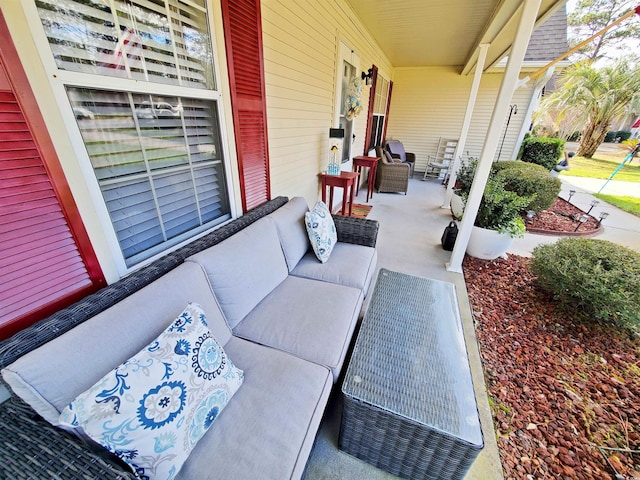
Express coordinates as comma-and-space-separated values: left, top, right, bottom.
176, 336, 332, 480
187, 217, 289, 329
304, 201, 337, 263
267, 197, 310, 271
233, 276, 362, 381
290, 243, 377, 295
386, 140, 407, 162
1, 262, 229, 426
58, 303, 244, 480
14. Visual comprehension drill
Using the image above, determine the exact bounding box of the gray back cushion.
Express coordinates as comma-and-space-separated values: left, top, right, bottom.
187, 217, 289, 329
267, 197, 310, 271
1, 262, 228, 425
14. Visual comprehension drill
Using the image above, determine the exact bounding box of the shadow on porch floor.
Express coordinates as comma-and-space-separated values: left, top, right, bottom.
303, 177, 504, 480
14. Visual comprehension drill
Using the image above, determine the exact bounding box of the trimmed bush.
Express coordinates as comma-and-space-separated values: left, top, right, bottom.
604, 131, 617, 143
521, 137, 565, 170
567, 131, 581, 142
531, 238, 640, 329
492, 161, 561, 213
617, 130, 632, 142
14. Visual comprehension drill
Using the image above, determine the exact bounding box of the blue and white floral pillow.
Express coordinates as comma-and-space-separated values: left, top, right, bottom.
305, 200, 337, 263
58, 303, 243, 480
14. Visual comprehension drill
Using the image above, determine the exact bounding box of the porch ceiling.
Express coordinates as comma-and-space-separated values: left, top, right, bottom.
346, 0, 566, 72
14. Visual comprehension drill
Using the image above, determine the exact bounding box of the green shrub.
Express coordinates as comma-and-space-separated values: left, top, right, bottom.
604, 131, 616, 143
491, 161, 561, 213
521, 137, 565, 170
531, 238, 640, 329
617, 130, 632, 142
472, 176, 530, 237
567, 131, 581, 142
455, 157, 478, 195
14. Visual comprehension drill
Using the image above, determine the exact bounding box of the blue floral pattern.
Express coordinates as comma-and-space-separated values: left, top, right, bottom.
305, 201, 337, 263
58, 303, 243, 480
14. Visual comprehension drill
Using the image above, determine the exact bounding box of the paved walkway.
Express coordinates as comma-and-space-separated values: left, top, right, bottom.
561, 175, 639, 198
509, 176, 640, 256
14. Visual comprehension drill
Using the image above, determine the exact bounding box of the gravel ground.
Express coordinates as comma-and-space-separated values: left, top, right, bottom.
463, 255, 640, 480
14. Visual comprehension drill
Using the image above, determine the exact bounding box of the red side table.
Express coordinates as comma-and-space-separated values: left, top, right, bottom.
318, 171, 359, 216
353, 156, 378, 202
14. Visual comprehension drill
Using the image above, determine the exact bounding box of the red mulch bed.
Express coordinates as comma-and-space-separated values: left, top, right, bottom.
464, 255, 640, 480
525, 198, 601, 236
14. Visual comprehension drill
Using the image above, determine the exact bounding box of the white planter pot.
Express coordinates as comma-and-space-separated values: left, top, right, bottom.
450, 192, 465, 220
466, 226, 513, 260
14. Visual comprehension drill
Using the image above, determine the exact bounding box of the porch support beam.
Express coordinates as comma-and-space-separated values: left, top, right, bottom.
510, 67, 555, 160
447, 0, 543, 273
442, 43, 490, 210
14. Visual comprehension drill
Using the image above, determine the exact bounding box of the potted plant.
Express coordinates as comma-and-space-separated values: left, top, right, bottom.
450, 158, 477, 219
465, 176, 530, 259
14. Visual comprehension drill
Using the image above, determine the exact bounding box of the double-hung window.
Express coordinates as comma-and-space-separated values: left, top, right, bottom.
34, 0, 231, 267
368, 75, 390, 151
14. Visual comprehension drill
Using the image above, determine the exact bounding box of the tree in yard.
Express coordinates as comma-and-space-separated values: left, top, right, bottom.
568, 0, 640, 63
539, 59, 640, 158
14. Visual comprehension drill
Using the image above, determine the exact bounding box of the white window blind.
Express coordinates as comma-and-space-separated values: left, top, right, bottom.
68, 87, 229, 265
35, 0, 231, 268
36, 0, 215, 89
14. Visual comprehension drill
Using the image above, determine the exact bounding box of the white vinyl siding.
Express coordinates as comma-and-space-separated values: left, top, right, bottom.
260, 0, 393, 204
386, 66, 535, 172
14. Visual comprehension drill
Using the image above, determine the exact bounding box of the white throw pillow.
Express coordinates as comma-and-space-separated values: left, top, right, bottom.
58, 303, 243, 480
305, 201, 337, 263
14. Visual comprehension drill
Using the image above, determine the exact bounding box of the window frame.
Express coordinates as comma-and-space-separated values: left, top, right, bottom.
23, 0, 237, 276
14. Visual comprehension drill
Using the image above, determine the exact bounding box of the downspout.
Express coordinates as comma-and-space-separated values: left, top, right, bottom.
442, 43, 490, 210
447, 0, 543, 273
510, 67, 555, 160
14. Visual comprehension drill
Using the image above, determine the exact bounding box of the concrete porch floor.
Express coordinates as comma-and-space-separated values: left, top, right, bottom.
303, 176, 504, 480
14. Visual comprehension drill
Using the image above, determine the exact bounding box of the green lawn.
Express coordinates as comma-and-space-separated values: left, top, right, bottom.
594, 194, 640, 217
560, 153, 640, 183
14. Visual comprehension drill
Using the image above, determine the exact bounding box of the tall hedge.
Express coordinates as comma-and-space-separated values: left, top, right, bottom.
521, 137, 565, 170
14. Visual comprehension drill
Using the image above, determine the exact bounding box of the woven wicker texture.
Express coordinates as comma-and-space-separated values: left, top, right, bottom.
0, 195, 380, 479
332, 215, 379, 248
0, 395, 136, 479
374, 146, 410, 194
340, 269, 483, 479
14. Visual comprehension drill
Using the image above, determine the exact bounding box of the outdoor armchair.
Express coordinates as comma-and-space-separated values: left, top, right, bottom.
375, 146, 410, 194
385, 140, 415, 176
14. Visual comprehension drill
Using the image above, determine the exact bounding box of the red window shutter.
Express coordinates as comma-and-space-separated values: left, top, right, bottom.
221, 0, 271, 212
382, 81, 393, 145
0, 13, 105, 340
363, 65, 379, 155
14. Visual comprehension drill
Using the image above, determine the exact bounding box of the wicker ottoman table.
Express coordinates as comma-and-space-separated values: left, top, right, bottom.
339, 269, 483, 479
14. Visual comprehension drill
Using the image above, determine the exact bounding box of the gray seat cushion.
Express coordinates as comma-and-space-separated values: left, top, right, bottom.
291, 243, 377, 295
267, 197, 310, 271
187, 217, 289, 329
177, 336, 332, 480
233, 276, 363, 381
1, 262, 229, 425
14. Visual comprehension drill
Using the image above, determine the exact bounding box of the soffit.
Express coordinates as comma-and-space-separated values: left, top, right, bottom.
346, 0, 566, 73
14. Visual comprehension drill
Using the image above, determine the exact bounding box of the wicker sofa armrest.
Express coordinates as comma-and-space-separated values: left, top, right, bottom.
332, 215, 379, 248
405, 152, 416, 163
0, 394, 136, 480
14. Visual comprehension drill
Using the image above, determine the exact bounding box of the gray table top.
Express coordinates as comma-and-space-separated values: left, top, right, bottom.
342, 268, 483, 447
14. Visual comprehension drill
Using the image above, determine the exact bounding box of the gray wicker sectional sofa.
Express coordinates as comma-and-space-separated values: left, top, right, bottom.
0, 196, 379, 480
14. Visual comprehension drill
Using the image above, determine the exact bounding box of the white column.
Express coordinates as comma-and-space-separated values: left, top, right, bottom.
510, 67, 555, 160
442, 43, 490, 209
447, 0, 543, 273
